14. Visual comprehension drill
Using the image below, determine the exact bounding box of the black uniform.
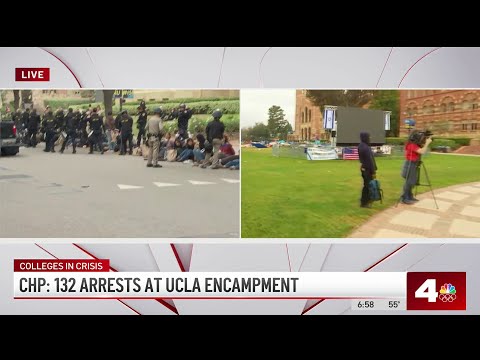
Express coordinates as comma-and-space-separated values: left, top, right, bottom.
358, 132, 377, 207
120, 115, 134, 155
136, 110, 147, 146
87, 113, 105, 154
27, 111, 40, 147
60, 110, 79, 153
12, 111, 22, 130
21, 110, 30, 130
79, 112, 89, 146
42, 112, 57, 152
55, 111, 65, 131
171, 108, 192, 136
205, 119, 225, 143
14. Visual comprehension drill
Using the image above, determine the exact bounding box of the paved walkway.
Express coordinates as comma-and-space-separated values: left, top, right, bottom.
349, 181, 480, 238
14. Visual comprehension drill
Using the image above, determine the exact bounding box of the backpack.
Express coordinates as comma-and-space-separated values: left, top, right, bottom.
368, 179, 383, 203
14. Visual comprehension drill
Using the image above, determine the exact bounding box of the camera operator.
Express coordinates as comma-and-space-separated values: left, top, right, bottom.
400, 130, 433, 204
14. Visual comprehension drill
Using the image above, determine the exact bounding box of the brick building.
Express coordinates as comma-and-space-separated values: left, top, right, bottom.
289, 90, 325, 141
399, 90, 480, 138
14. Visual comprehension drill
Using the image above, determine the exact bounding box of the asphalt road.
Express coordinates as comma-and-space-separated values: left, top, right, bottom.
0, 146, 239, 238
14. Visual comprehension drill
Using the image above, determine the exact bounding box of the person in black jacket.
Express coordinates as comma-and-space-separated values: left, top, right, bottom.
169, 103, 192, 137
55, 109, 65, 131
87, 108, 105, 154
119, 110, 134, 155
201, 109, 225, 169
26, 109, 40, 148
358, 131, 377, 208
42, 110, 57, 152
136, 106, 147, 147
60, 108, 79, 154
21, 108, 31, 130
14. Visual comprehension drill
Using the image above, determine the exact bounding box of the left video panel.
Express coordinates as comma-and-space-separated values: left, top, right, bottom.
0, 89, 240, 238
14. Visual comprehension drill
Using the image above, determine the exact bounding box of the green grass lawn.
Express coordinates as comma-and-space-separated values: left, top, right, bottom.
241, 148, 480, 238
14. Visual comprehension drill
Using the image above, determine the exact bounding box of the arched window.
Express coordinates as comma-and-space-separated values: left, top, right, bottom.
308, 127, 311, 140
462, 93, 477, 110
423, 100, 434, 114
309, 109, 312, 122
301, 111, 305, 123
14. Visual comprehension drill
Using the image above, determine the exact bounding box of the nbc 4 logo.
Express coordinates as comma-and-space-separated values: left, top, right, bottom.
439, 283, 457, 303
415, 279, 457, 303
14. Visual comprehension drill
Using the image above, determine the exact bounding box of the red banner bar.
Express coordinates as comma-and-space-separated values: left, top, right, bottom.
14, 259, 110, 272
15, 68, 50, 81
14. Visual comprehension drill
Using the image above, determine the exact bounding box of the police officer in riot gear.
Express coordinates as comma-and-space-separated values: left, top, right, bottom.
12, 109, 22, 130
170, 103, 192, 138
60, 108, 79, 154
201, 109, 225, 168
136, 106, 147, 147
26, 109, 40, 148
87, 108, 105, 154
42, 110, 57, 152
119, 110, 134, 155
55, 108, 65, 130
21, 108, 31, 131
79, 110, 90, 147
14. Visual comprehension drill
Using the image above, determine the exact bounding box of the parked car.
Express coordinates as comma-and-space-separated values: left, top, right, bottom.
0, 113, 20, 156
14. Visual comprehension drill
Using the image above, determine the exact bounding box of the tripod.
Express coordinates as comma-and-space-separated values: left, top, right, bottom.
396, 156, 439, 209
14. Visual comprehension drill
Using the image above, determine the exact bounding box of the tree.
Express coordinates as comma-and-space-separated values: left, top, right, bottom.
13, 90, 20, 110
267, 105, 292, 140
242, 123, 271, 142
103, 90, 114, 116
306, 90, 374, 108
369, 90, 400, 137
21, 90, 33, 108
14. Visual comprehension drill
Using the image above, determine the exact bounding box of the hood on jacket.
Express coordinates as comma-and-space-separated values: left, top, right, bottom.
360, 131, 370, 144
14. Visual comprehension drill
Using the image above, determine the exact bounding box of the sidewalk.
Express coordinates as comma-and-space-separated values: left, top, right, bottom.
349, 181, 480, 238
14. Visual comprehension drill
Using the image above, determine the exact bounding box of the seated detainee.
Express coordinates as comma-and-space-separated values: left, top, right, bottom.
193, 133, 206, 164
158, 132, 173, 161
219, 135, 235, 156
177, 138, 195, 162
171, 138, 183, 162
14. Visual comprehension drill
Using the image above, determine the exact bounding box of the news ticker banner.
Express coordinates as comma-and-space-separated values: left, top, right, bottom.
13, 259, 467, 311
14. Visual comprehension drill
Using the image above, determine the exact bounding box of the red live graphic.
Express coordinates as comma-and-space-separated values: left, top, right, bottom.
14, 259, 109, 272
406, 272, 466, 311
15, 68, 50, 81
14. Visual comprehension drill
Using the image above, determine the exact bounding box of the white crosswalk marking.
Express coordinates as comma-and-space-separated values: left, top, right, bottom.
117, 184, 144, 190
221, 178, 240, 184
188, 180, 217, 185
153, 182, 181, 188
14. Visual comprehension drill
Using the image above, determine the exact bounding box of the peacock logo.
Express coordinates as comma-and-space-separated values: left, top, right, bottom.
439, 283, 457, 302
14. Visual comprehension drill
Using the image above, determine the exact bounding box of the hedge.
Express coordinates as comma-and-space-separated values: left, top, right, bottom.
385, 137, 407, 145
41, 98, 240, 114
386, 136, 471, 147
431, 139, 459, 151
43, 98, 96, 108
441, 137, 471, 146
119, 100, 239, 115
142, 97, 239, 104
161, 114, 239, 136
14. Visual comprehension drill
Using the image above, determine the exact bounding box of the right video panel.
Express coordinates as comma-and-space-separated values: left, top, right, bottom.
241, 89, 480, 238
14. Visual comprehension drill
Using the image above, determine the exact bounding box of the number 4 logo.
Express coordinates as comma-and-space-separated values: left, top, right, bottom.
415, 279, 438, 302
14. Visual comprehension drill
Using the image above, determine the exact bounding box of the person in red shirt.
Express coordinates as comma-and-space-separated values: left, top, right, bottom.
400, 131, 432, 204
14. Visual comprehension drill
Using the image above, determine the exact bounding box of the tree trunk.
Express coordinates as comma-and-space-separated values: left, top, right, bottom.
20, 90, 33, 108
13, 90, 20, 110
103, 90, 114, 115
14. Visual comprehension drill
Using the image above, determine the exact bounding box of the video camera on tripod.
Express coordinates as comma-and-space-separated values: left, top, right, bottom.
408, 129, 434, 146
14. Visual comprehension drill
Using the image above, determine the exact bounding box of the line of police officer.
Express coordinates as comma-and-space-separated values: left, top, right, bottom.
10, 102, 194, 155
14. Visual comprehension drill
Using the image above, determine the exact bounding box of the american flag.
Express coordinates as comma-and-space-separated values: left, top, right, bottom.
342, 147, 359, 160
